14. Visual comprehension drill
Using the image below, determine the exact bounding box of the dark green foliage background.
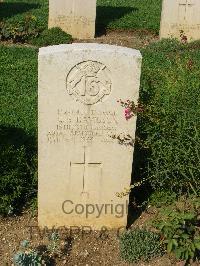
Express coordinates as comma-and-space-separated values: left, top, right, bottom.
0, 129, 37, 215
0, 0, 48, 31
0, 46, 38, 214
30, 27, 72, 47
138, 40, 200, 195
0, 0, 71, 44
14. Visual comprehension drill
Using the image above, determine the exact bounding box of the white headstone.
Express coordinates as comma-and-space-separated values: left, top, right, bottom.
48, 0, 96, 39
160, 0, 200, 41
38, 43, 142, 230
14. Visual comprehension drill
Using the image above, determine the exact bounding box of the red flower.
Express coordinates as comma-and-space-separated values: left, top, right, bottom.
124, 108, 134, 120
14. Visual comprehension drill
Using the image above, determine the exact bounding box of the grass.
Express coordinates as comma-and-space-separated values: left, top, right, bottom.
120, 228, 164, 263
0, 45, 38, 136
0, 45, 38, 214
30, 27, 72, 47
0, 0, 48, 30
0, 0, 72, 45
138, 40, 200, 194
0, 0, 162, 38
97, 0, 162, 33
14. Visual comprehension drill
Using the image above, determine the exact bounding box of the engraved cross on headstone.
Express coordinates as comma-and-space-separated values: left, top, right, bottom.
70, 147, 102, 196
179, 0, 195, 23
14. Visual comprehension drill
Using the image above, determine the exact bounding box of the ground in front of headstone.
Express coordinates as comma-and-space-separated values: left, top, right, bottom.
69, 29, 158, 49
1, 211, 199, 266
0, 29, 158, 50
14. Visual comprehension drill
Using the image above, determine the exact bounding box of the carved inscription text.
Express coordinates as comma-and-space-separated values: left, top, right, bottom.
47, 109, 118, 144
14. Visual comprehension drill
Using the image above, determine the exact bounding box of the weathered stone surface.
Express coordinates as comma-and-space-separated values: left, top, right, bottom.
160, 0, 200, 41
38, 43, 142, 229
48, 0, 96, 39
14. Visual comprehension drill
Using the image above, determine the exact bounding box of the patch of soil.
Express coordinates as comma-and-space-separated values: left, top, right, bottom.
77, 29, 158, 49
1, 210, 198, 266
0, 210, 125, 265
0, 39, 36, 48
0, 29, 158, 50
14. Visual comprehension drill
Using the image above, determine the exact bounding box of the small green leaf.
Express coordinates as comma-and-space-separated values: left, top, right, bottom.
194, 241, 200, 250
185, 250, 189, 260
167, 240, 173, 253
172, 239, 178, 246
182, 213, 195, 220
174, 248, 182, 259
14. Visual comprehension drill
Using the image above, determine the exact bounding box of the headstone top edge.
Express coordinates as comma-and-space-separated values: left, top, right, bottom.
39, 43, 142, 58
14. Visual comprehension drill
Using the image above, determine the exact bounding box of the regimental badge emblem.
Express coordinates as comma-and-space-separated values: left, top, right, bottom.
66, 61, 112, 105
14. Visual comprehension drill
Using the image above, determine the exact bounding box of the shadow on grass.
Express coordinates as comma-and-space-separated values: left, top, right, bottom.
0, 125, 36, 150
96, 6, 138, 36
127, 122, 152, 228
0, 2, 40, 20
0, 125, 37, 215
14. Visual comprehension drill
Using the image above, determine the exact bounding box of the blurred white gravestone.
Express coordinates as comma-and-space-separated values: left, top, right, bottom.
48, 0, 96, 39
160, 0, 200, 41
38, 43, 142, 229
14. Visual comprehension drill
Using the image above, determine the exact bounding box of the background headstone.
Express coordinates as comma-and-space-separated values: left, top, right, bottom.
160, 0, 200, 41
48, 0, 96, 39
38, 43, 142, 229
